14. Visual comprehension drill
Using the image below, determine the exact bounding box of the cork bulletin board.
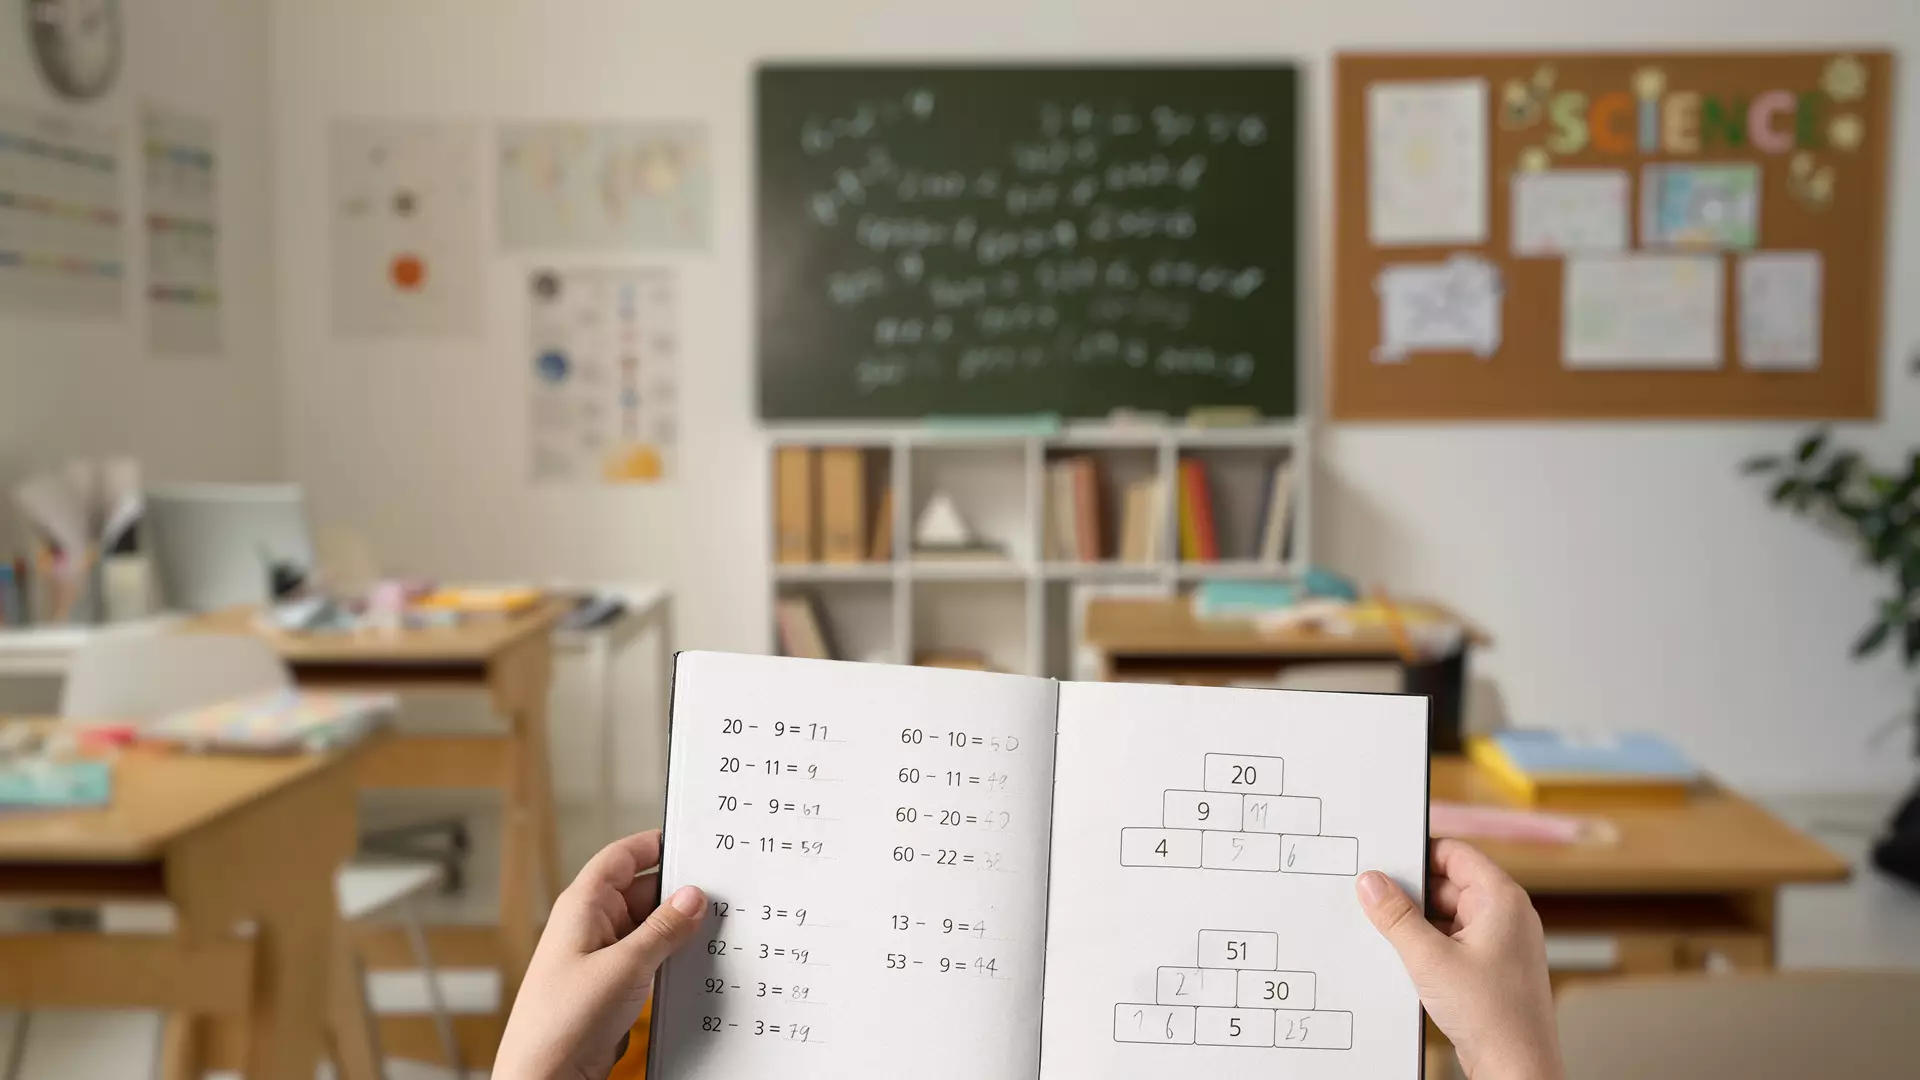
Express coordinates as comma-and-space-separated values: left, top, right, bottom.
1331, 51, 1893, 421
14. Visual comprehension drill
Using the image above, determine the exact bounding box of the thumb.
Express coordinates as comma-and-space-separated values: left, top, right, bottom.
613, 884, 708, 974
1356, 871, 1449, 975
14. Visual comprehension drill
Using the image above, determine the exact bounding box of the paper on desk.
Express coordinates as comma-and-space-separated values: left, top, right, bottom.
1738, 252, 1822, 371
1367, 80, 1489, 246
1562, 254, 1723, 369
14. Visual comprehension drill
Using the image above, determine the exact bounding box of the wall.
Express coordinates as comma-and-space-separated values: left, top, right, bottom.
270, 0, 1919, 794
0, 0, 282, 533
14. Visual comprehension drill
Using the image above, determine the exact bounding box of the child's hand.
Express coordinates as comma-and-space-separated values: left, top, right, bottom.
1357, 839, 1563, 1080
496, 830, 706, 1080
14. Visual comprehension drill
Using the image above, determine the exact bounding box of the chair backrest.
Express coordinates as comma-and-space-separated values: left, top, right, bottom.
60, 632, 292, 721
1557, 971, 1920, 1080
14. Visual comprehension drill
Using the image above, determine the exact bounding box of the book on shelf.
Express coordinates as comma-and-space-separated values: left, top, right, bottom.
869, 486, 895, 562
774, 447, 816, 564
819, 448, 868, 564
1467, 730, 1699, 809
1045, 456, 1108, 563
1116, 477, 1166, 565
1072, 457, 1103, 561
653, 652, 1430, 1078
774, 593, 837, 660
1047, 461, 1079, 562
1254, 460, 1296, 566
1177, 458, 1219, 562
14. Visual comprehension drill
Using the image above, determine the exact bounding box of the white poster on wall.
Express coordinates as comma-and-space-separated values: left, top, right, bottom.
1738, 252, 1822, 371
329, 119, 483, 338
1562, 254, 1724, 369
498, 122, 709, 251
142, 105, 221, 355
1367, 80, 1489, 246
1511, 169, 1629, 256
0, 103, 123, 319
1374, 255, 1504, 363
528, 267, 678, 485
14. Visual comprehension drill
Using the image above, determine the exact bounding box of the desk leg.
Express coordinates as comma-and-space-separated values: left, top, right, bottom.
496, 636, 561, 1008
168, 767, 356, 1080
158, 1015, 198, 1080
326, 920, 385, 1080
1404, 648, 1468, 754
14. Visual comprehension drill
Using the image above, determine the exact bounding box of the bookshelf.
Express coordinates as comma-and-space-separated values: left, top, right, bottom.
768, 423, 1311, 678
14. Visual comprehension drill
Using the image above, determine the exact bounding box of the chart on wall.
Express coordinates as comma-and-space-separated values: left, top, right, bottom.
498, 122, 709, 251
330, 120, 483, 338
0, 102, 123, 319
1331, 52, 1892, 420
142, 105, 221, 355
527, 267, 678, 485
757, 65, 1300, 419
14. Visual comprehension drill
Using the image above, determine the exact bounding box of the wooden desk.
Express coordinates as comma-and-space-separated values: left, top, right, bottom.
182, 601, 567, 1062
1434, 757, 1851, 975
0, 723, 379, 1080
1083, 597, 1490, 751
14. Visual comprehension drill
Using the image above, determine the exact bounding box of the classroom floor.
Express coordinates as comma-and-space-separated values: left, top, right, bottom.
5, 791, 1919, 1079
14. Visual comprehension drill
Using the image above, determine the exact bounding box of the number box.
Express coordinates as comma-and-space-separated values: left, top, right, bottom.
1120, 827, 1202, 867
1164, 789, 1242, 830
1201, 830, 1281, 871
1240, 794, 1321, 834
1196, 929, 1279, 970
1236, 969, 1317, 1009
1204, 753, 1285, 795
1273, 1008, 1353, 1050
1114, 1003, 1196, 1044
1280, 834, 1359, 876
1195, 1006, 1276, 1047
1156, 966, 1237, 1007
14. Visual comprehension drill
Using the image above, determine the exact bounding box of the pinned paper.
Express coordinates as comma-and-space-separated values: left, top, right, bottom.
330, 120, 483, 337
1641, 163, 1759, 248
1563, 255, 1723, 369
1374, 256, 1504, 363
1367, 80, 1489, 246
1512, 170, 1629, 256
528, 268, 677, 484
499, 122, 710, 251
1738, 252, 1822, 371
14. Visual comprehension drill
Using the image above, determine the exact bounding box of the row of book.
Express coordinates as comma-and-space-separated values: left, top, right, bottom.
774, 447, 892, 564
1044, 456, 1297, 564
1178, 457, 1296, 563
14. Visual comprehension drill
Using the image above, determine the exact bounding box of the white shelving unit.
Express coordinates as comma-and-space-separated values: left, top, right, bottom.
769, 422, 1310, 679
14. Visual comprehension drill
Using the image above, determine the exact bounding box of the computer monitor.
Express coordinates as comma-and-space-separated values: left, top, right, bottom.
145, 483, 316, 612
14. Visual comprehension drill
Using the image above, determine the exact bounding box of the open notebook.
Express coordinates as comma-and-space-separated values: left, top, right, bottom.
652, 652, 1429, 1080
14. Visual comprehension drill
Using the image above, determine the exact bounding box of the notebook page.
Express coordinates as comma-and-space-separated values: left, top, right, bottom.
1039, 681, 1428, 1080
653, 652, 1060, 1080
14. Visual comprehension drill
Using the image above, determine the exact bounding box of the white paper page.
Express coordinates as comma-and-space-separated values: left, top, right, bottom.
1374, 256, 1504, 362
1562, 254, 1724, 369
1738, 252, 1822, 370
1511, 169, 1629, 256
1367, 80, 1489, 246
1039, 682, 1428, 1080
654, 652, 1059, 1080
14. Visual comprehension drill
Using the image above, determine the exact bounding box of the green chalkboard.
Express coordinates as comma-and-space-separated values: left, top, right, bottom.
757, 64, 1299, 420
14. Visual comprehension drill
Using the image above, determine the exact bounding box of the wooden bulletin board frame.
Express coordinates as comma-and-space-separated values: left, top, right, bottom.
1331, 51, 1893, 421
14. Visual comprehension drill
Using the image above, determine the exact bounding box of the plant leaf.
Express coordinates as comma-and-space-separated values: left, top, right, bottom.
1770, 478, 1801, 505
1906, 619, 1920, 666
1796, 429, 1828, 463
1854, 619, 1892, 658
1741, 455, 1783, 475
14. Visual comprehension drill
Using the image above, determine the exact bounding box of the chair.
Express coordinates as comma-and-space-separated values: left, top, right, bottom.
11, 633, 464, 1079
1556, 971, 1920, 1080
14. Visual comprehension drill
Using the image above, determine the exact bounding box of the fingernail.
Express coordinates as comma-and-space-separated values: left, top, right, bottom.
1356, 871, 1390, 905
668, 886, 705, 916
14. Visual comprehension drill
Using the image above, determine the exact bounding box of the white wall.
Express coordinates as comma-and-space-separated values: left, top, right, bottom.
270, 0, 1920, 794
0, 0, 282, 538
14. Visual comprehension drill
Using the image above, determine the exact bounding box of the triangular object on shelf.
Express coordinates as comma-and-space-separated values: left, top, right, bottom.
913, 492, 974, 548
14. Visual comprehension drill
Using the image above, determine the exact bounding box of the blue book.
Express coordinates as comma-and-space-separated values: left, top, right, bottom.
1489, 731, 1697, 779
1192, 579, 1300, 619
0, 760, 113, 810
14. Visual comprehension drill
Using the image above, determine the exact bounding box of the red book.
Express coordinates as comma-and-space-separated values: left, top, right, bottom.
1180, 459, 1219, 561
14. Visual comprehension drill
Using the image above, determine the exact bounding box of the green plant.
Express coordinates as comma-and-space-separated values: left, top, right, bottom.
1744, 430, 1920, 755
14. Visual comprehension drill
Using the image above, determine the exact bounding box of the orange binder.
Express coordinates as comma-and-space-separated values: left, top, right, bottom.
818, 448, 867, 564
774, 447, 816, 563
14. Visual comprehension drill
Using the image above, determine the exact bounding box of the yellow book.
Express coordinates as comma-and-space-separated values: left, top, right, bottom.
1466, 735, 1694, 810
417, 587, 542, 615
